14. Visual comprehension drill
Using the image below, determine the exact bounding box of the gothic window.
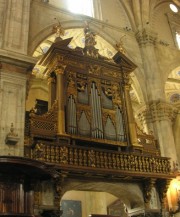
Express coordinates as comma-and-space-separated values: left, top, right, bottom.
176, 32, 180, 49
67, 0, 94, 17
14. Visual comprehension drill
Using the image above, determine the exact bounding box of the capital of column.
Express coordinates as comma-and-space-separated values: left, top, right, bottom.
54, 63, 66, 75
47, 76, 56, 84
124, 78, 132, 89
137, 101, 178, 123
135, 28, 157, 46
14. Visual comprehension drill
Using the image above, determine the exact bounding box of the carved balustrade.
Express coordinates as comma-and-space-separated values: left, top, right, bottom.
136, 126, 160, 156
27, 142, 171, 176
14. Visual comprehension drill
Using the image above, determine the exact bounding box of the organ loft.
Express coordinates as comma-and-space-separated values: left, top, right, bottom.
0, 22, 176, 217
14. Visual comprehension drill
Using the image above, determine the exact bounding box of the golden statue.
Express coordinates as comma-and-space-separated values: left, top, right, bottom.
52, 18, 65, 39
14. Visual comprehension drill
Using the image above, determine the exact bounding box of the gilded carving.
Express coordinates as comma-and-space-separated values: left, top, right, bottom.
69, 148, 73, 165
102, 109, 116, 127
112, 83, 122, 106
77, 80, 87, 93
83, 22, 99, 58
76, 104, 91, 124
34, 142, 44, 160
67, 71, 77, 96
34, 182, 42, 206
74, 149, 78, 165
156, 179, 170, 208
29, 143, 171, 175
102, 85, 113, 100
83, 150, 87, 166
102, 70, 119, 78
60, 146, 68, 164
88, 64, 102, 75
116, 35, 126, 54
66, 59, 85, 69
52, 19, 65, 39
143, 178, 156, 204
53, 173, 67, 208
88, 150, 96, 167
54, 63, 66, 75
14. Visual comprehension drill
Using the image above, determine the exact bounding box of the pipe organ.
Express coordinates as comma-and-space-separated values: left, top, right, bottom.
66, 68, 127, 143
33, 24, 147, 153
0, 24, 174, 217
21, 24, 174, 217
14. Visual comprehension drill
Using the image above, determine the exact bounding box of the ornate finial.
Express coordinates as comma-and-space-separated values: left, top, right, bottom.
83, 21, 99, 58
52, 18, 65, 40
116, 35, 126, 54
84, 21, 96, 47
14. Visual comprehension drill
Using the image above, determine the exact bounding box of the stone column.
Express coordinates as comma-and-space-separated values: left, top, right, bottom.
0, 0, 6, 48
173, 109, 180, 164
138, 101, 178, 166
0, 65, 27, 156
55, 64, 66, 136
2, 0, 31, 54
0, 51, 35, 156
135, 28, 165, 101
135, 29, 178, 166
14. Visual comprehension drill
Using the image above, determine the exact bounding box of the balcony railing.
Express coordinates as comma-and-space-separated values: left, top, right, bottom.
25, 142, 171, 177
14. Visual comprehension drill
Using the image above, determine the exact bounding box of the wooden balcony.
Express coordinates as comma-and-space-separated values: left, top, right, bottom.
25, 141, 172, 181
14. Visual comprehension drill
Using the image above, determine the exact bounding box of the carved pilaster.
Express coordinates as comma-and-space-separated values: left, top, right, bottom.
156, 179, 171, 209
124, 82, 140, 149
135, 29, 157, 46
55, 62, 67, 135
48, 72, 57, 109
143, 178, 156, 208
53, 172, 67, 209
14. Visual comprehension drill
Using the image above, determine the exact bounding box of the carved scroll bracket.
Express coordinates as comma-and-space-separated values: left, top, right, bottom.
53, 172, 68, 208
156, 179, 171, 209
143, 178, 156, 207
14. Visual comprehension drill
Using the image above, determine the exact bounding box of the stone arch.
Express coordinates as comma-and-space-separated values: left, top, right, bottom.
164, 61, 180, 83
28, 19, 135, 61
28, 19, 145, 117
28, 20, 84, 55
62, 180, 144, 209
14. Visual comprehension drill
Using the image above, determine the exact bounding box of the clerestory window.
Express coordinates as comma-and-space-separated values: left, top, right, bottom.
176, 32, 180, 49
67, 0, 94, 17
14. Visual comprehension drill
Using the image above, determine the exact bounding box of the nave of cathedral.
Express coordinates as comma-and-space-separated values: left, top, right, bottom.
0, 1, 180, 217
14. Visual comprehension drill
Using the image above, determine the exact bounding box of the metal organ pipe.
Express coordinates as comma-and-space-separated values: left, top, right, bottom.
116, 107, 124, 142
73, 97, 77, 134
96, 88, 103, 139
68, 95, 77, 134
67, 96, 70, 133
72, 96, 76, 134
91, 83, 97, 138
90, 82, 104, 139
